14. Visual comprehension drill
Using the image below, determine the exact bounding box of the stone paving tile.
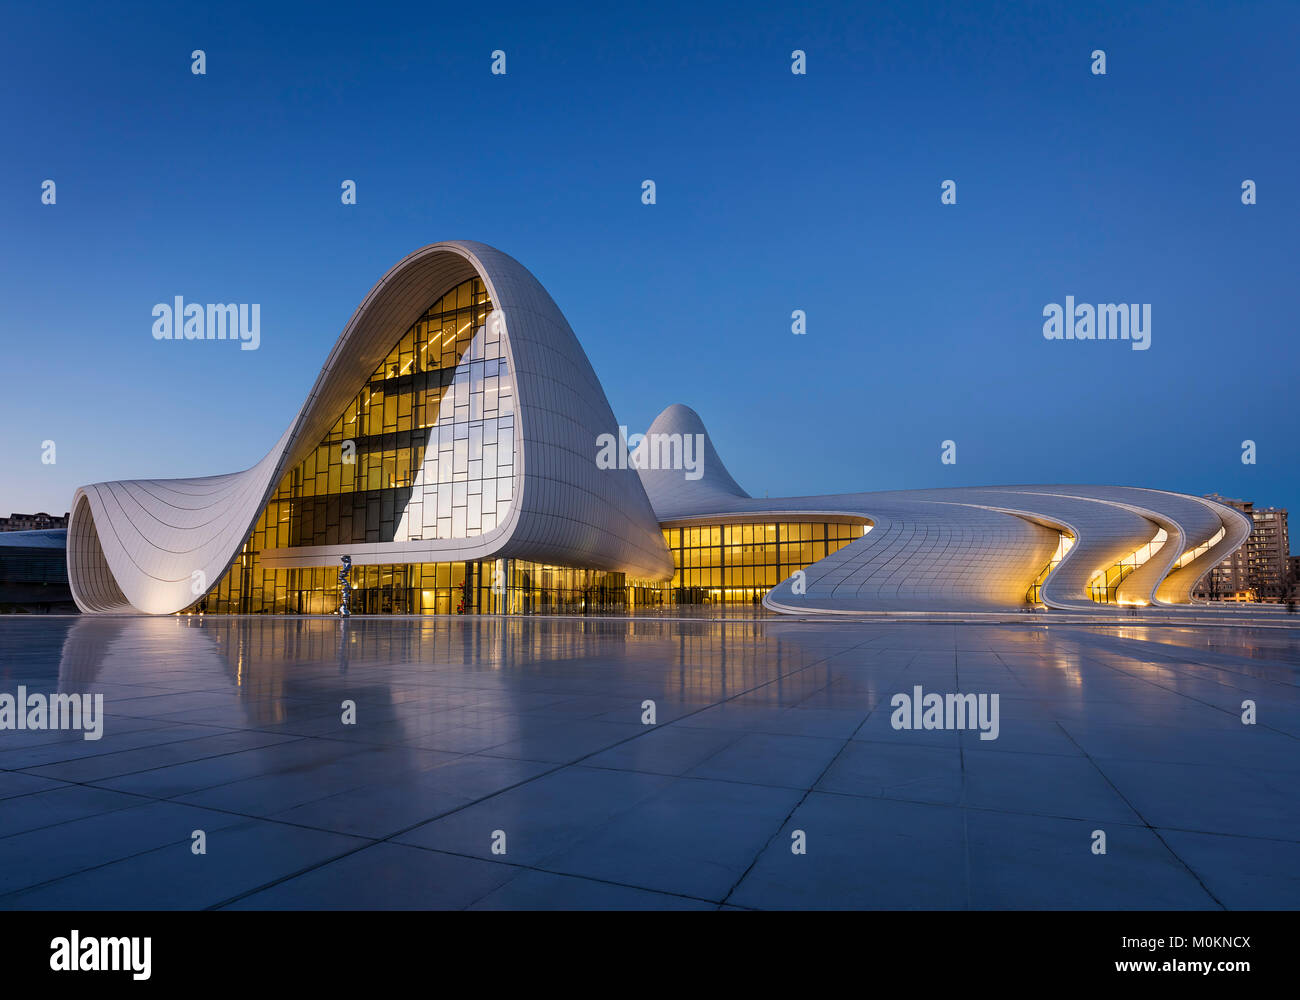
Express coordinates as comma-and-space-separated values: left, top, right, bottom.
0, 783, 148, 838
816, 740, 963, 805
964, 810, 1218, 909
583, 724, 744, 776
728, 794, 967, 910
0, 616, 1296, 910
0, 770, 64, 800
0, 722, 220, 770
24, 730, 302, 784
271, 754, 555, 838
395, 765, 675, 865
223, 843, 515, 910
469, 868, 716, 910
5, 818, 367, 910
1088, 758, 1300, 841
959, 748, 1142, 823
540, 776, 803, 901
1157, 829, 1300, 910
685, 731, 844, 789
476, 719, 648, 763
0, 801, 250, 898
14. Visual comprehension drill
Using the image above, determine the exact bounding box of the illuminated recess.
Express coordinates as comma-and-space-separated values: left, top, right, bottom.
1087, 527, 1167, 604
1171, 526, 1225, 570
1026, 531, 1075, 605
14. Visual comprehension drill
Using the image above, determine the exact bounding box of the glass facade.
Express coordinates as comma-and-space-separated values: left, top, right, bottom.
195, 276, 523, 614
192, 518, 871, 616
263, 275, 515, 551
658, 520, 870, 606
1087, 527, 1168, 604
187, 275, 873, 617
195, 556, 634, 616
1025, 531, 1075, 605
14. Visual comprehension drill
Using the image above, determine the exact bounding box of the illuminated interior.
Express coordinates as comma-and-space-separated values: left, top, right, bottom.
195, 276, 526, 614
1172, 526, 1226, 570
266, 276, 514, 549
195, 553, 639, 616
659, 520, 870, 606
1026, 531, 1075, 605
1087, 527, 1168, 604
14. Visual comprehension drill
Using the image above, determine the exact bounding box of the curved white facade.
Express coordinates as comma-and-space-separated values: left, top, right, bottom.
637, 405, 1252, 615
69, 241, 673, 614
68, 242, 1252, 617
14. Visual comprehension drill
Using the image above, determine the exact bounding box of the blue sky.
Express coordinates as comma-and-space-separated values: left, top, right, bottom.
1, 0, 1296, 541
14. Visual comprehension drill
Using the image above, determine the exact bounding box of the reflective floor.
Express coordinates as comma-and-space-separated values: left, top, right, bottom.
0, 615, 1297, 910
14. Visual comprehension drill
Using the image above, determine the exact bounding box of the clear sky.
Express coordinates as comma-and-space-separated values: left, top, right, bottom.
1, 1, 1296, 541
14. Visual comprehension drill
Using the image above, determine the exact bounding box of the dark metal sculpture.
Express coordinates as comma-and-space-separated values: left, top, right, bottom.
338, 555, 352, 617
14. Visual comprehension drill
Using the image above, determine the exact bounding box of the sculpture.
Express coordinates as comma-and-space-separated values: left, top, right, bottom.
337, 555, 352, 617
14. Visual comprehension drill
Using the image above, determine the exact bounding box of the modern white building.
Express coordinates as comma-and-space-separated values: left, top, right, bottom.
67, 241, 1251, 617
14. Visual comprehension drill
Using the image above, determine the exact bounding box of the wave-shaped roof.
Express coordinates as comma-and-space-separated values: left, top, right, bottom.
68, 241, 673, 614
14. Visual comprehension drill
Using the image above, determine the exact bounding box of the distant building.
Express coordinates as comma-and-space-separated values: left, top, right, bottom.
1194, 495, 1290, 602
0, 511, 70, 532
0, 529, 74, 612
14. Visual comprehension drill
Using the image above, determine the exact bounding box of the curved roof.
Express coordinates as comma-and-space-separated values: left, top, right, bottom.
68, 241, 673, 614
65, 247, 1256, 619
633, 403, 750, 512
638, 404, 1252, 615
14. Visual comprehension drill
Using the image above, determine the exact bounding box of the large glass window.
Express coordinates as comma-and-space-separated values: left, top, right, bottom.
191, 516, 871, 616
266, 276, 515, 548
193, 554, 633, 617
657, 519, 870, 606
192, 277, 519, 614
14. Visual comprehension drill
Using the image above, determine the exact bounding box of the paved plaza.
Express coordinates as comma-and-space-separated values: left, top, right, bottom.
0, 615, 1296, 910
